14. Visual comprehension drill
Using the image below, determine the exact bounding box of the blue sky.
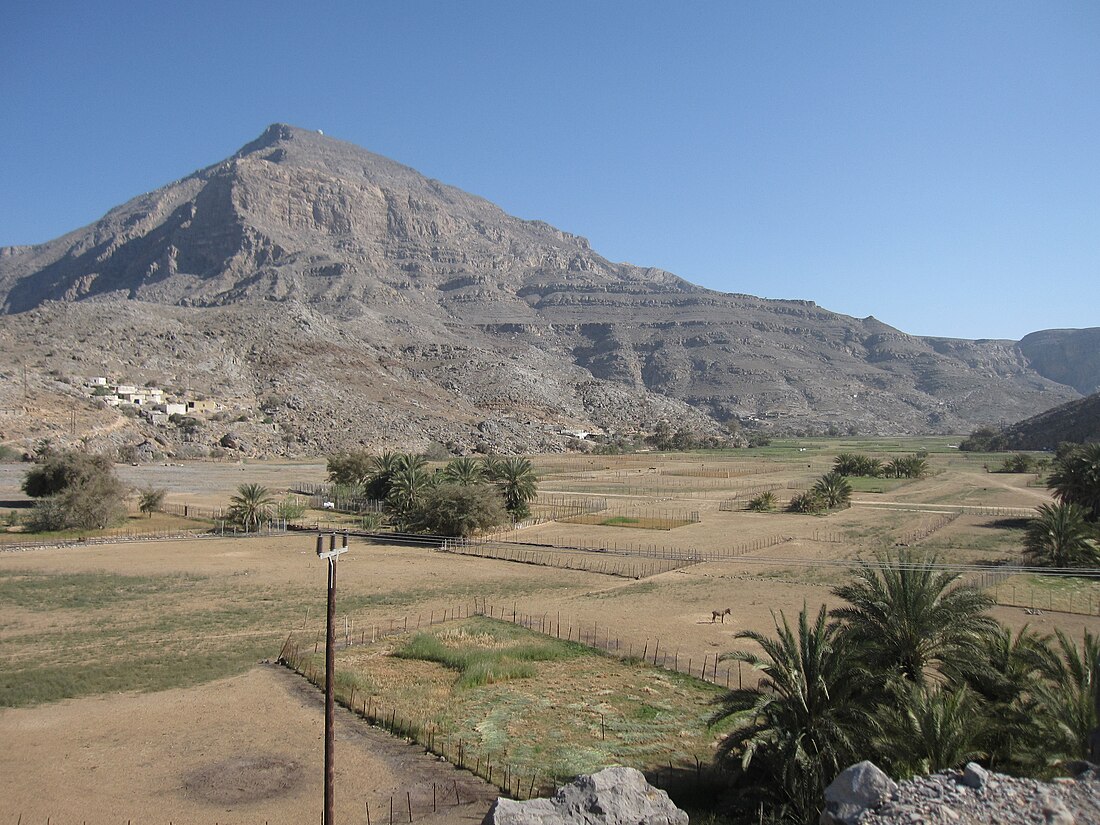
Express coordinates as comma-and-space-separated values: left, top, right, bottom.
2, 2, 1097, 340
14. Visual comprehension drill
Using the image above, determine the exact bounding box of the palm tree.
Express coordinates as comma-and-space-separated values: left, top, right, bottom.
366, 451, 420, 500
747, 491, 777, 512
834, 453, 883, 478
1049, 443, 1100, 521
884, 455, 928, 479
787, 490, 824, 514
960, 624, 1049, 773
830, 551, 997, 686
1032, 629, 1100, 763
812, 471, 852, 509
227, 483, 275, 532
442, 456, 484, 486
1024, 502, 1100, 568
873, 684, 989, 779
486, 456, 537, 519
711, 604, 872, 825
833, 453, 863, 476
386, 463, 435, 522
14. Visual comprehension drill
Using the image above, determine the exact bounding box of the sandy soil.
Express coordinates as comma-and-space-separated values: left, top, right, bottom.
0, 665, 497, 824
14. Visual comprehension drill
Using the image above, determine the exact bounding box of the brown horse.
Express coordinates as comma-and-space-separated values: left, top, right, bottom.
711, 608, 731, 623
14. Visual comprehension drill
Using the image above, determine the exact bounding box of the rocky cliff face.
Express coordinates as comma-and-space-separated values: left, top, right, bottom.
0, 124, 1084, 454
1017, 328, 1100, 396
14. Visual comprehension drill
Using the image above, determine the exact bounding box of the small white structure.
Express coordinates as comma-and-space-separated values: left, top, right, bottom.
116, 384, 137, 396
89, 377, 108, 386
164, 402, 186, 417
102, 395, 120, 407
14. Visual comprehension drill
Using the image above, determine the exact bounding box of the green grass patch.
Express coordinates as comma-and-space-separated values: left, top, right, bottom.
395, 619, 576, 687
0, 640, 271, 707
0, 569, 204, 611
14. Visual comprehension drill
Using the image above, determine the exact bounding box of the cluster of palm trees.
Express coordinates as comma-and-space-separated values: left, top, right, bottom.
834, 452, 928, 479
328, 451, 538, 533
1025, 443, 1100, 568
711, 551, 1099, 825
787, 471, 853, 513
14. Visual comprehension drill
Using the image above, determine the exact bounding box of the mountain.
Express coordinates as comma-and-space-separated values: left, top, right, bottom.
0, 124, 1084, 456
1016, 328, 1100, 396
996, 392, 1100, 450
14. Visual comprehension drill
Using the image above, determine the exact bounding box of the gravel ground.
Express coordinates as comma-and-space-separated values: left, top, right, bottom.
858, 764, 1100, 825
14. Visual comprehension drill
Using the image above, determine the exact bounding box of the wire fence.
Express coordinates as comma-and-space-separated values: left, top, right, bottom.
437, 534, 793, 577
532, 493, 609, 520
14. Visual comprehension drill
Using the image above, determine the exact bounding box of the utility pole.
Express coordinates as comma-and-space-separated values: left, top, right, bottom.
317, 531, 349, 825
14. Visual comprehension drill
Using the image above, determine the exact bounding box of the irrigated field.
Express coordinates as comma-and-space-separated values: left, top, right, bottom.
2, 438, 1098, 822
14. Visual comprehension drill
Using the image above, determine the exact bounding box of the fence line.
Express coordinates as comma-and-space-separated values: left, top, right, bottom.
160, 502, 226, 520
0, 522, 289, 553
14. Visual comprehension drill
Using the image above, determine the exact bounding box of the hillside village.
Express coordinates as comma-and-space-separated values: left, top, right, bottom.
82, 374, 220, 426
83, 376, 220, 426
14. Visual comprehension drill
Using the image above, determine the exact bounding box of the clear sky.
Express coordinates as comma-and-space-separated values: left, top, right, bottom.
2, 2, 1097, 340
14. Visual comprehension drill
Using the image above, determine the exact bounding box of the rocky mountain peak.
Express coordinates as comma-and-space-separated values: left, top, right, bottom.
0, 126, 1089, 455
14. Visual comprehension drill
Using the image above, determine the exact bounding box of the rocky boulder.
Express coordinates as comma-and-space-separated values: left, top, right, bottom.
219, 432, 250, 451
482, 766, 688, 825
820, 761, 898, 825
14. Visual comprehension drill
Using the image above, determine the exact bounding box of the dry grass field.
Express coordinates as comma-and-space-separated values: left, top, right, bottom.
2, 439, 1099, 822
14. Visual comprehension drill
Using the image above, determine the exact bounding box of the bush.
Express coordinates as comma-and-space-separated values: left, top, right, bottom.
22, 452, 128, 532
275, 497, 307, 521
997, 453, 1036, 473
26, 498, 69, 532
405, 483, 509, 537
326, 451, 374, 487
959, 426, 1005, 452
23, 452, 115, 498
138, 488, 167, 517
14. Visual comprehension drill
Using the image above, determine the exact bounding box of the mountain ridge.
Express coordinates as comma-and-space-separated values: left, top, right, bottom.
0, 124, 1087, 455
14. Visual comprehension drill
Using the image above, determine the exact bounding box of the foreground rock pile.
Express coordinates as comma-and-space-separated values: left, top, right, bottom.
483, 766, 687, 825
821, 761, 1100, 825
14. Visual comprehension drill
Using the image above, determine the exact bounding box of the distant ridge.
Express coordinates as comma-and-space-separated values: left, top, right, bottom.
998, 392, 1100, 450
0, 124, 1086, 454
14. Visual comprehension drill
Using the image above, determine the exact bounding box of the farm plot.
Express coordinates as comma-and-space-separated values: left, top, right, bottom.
285, 616, 724, 795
